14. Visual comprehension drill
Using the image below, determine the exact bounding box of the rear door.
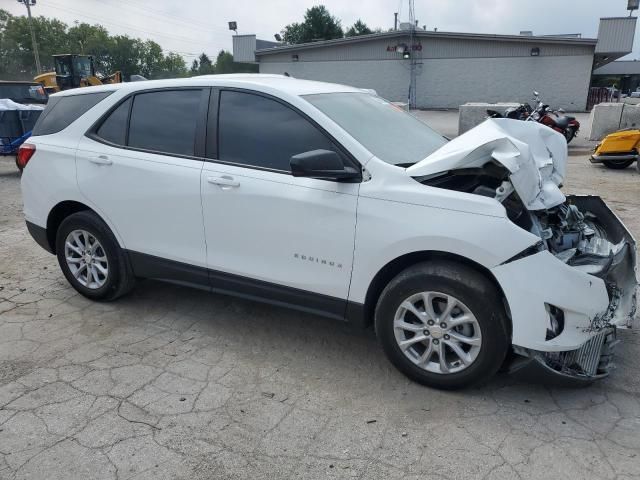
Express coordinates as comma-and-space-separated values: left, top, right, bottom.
76, 88, 210, 282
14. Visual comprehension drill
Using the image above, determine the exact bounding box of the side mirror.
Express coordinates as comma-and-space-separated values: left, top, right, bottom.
290, 149, 361, 182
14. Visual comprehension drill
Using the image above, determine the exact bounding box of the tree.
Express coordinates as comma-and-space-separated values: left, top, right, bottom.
0, 10, 69, 78
67, 23, 112, 71
281, 5, 343, 44
186, 50, 257, 76
139, 39, 165, 78
213, 50, 233, 74
158, 52, 188, 78
197, 53, 214, 75
0, 9, 186, 81
212, 50, 258, 74
190, 58, 199, 75
106, 35, 144, 80
345, 19, 373, 37
281, 22, 305, 45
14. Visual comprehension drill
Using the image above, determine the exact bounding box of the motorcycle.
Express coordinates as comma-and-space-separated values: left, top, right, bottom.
487, 103, 531, 121
486, 92, 580, 143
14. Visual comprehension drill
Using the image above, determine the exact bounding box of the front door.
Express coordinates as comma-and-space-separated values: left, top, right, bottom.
201, 89, 359, 318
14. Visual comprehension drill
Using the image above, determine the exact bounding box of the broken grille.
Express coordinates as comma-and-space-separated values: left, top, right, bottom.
544, 327, 617, 377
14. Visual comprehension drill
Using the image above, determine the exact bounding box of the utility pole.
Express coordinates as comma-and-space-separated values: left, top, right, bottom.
18, 0, 42, 74
408, 0, 417, 109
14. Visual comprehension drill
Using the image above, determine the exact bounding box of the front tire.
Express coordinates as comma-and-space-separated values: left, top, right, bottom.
55, 211, 135, 301
602, 159, 634, 169
375, 261, 510, 390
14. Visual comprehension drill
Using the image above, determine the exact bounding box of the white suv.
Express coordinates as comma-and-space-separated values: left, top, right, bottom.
19, 75, 637, 389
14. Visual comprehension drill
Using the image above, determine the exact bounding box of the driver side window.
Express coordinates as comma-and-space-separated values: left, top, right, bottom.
217, 90, 340, 172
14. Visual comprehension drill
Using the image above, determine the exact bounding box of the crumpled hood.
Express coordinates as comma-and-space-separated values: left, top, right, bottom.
407, 118, 568, 210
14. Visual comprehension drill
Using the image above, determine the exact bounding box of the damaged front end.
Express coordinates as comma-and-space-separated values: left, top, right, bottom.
534, 196, 637, 329
506, 195, 637, 384
408, 119, 638, 384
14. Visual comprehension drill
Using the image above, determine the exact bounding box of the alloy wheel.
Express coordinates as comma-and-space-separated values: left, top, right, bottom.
64, 229, 109, 289
393, 291, 482, 374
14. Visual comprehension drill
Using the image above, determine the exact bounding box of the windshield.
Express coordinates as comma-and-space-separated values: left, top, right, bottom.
74, 57, 93, 78
55, 57, 72, 76
304, 92, 447, 166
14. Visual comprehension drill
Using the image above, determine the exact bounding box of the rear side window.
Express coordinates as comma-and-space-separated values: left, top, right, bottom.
95, 98, 131, 146
128, 90, 201, 156
33, 92, 112, 136
218, 90, 337, 171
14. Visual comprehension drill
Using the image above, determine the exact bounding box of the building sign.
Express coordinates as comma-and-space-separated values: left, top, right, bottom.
387, 43, 423, 52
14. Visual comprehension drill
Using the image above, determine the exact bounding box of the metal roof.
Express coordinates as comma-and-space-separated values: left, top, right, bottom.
255, 29, 598, 56
593, 60, 640, 76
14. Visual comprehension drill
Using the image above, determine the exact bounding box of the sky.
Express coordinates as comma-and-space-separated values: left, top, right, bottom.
5, 0, 640, 62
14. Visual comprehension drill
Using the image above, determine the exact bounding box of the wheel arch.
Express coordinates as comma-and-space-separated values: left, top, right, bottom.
46, 201, 120, 252
361, 250, 512, 335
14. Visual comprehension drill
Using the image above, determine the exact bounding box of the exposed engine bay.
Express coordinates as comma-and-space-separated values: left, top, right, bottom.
417, 162, 637, 330
530, 203, 611, 268
426, 166, 616, 270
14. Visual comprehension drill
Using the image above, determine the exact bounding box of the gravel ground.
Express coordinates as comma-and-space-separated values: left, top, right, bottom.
0, 119, 639, 480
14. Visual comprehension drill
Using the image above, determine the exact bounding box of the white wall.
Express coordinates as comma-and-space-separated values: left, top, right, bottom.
416, 55, 594, 110
260, 54, 594, 110
260, 60, 411, 105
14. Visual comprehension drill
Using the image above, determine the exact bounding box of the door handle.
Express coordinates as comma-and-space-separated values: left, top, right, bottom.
207, 175, 240, 188
89, 155, 112, 166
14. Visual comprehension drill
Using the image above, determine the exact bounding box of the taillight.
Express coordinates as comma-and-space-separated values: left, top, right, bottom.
16, 143, 36, 169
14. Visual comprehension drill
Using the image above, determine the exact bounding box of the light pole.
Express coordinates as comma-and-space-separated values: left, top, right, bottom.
17, 0, 42, 74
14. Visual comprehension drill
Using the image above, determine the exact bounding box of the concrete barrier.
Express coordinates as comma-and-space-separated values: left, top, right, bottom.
458, 103, 520, 135
586, 103, 640, 140
588, 103, 624, 141
620, 103, 640, 130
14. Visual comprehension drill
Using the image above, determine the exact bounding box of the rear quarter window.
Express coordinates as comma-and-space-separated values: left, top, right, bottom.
33, 92, 112, 136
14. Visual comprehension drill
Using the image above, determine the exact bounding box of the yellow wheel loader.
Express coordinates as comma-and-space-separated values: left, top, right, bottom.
34, 54, 122, 94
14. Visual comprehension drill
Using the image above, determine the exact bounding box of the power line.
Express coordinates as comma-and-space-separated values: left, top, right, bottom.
99, 0, 227, 34
43, 0, 211, 44
167, 50, 218, 58
41, 0, 229, 48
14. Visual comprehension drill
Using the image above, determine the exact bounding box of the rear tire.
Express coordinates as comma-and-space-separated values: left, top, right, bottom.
602, 159, 634, 169
374, 261, 510, 390
55, 211, 135, 301
564, 127, 576, 144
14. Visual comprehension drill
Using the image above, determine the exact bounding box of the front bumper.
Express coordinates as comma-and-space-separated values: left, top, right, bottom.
492, 196, 637, 381
508, 327, 618, 386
